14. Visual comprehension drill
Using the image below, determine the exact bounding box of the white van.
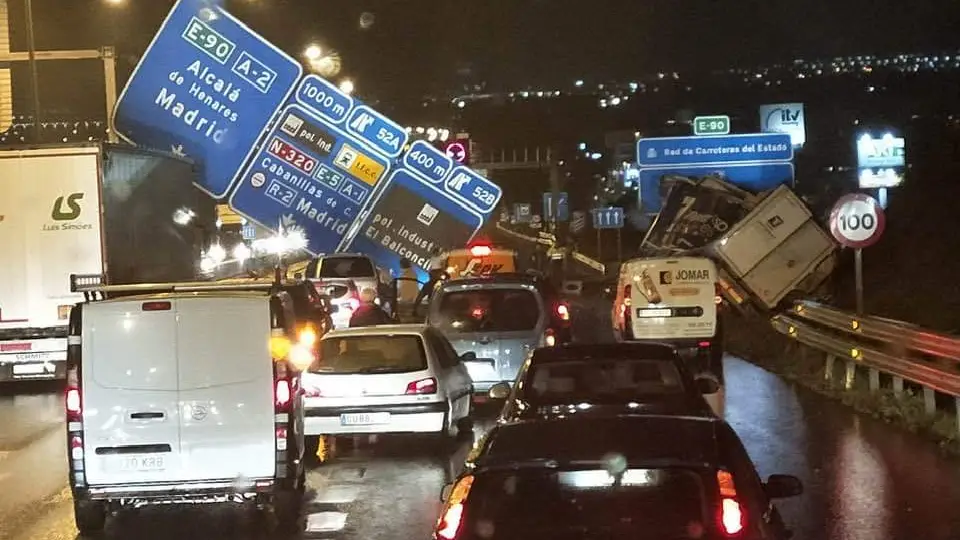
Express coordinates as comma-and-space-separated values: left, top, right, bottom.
612, 257, 725, 411
65, 275, 306, 535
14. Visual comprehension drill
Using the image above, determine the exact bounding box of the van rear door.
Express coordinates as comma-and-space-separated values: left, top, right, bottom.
82, 298, 182, 486
175, 295, 275, 481
629, 257, 718, 341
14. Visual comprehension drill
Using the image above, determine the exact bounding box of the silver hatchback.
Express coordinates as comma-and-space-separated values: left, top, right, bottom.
427, 276, 552, 395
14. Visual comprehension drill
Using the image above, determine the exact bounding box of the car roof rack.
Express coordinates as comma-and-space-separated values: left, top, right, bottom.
70, 273, 283, 302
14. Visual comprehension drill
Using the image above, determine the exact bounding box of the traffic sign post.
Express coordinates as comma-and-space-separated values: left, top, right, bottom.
693, 115, 730, 136
635, 133, 794, 200
513, 203, 532, 223
542, 192, 569, 222
113, 0, 303, 197
229, 102, 391, 255
592, 207, 625, 261
829, 193, 886, 315
444, 138, 470, 165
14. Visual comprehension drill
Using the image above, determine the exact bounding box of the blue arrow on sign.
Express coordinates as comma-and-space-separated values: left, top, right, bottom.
593, 207, 624, 229
113, 0, 302, 198
342, 167, 484, 283
228, 103, 391, 255
636, 133, 793, 168
542, 192, 569, 221
444, 166, 502, 216
345, 105, 409, 158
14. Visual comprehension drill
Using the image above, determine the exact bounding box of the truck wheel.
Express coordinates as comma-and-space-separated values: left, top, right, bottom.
74, 499, 107, 536
273, 484, 304, 534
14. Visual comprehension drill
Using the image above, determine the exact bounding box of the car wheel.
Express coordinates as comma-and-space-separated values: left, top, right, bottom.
74, 499, 107, 536
456, 397, 474, 440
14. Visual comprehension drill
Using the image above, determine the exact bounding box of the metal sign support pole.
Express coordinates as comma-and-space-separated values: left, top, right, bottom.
616, 228, 623, 262
596, 228, 602, 260
854, 248, 864, 315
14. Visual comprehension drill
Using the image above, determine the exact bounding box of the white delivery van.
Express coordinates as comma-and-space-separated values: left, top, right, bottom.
65, 276, 306, 535
612, 257, 725, 411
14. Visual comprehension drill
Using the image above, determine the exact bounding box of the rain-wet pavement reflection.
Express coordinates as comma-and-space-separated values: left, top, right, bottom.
4, 300, 960, 539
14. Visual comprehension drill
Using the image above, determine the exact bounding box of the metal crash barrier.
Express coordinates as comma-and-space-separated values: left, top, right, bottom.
771, 300, 960, 435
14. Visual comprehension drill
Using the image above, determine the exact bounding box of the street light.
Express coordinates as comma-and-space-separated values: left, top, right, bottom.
339, 79, 354, 95
303, 44, 323, 61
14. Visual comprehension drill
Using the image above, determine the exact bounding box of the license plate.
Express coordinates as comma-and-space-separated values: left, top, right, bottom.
12, 363, 46, 375
340, 412, 390, 426
112, 455, 165, 472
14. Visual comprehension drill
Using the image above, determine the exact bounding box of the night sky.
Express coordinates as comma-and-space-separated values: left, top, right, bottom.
10, 0, 960, 115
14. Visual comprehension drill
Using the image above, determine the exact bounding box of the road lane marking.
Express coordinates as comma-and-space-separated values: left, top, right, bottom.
305, 511, 348, 534
310, 484, 360, 505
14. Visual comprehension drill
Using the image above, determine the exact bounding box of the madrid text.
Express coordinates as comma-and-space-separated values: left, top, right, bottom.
154, 61, 241, 144
260, 156, 351, 236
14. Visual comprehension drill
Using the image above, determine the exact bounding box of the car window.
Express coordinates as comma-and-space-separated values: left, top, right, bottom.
425, 330, 458, 369
317, 257, 374, 279
315, 335, 427, 374
436, 288, 541, 333
524, 359, 686, 403
462, 468, 716, 539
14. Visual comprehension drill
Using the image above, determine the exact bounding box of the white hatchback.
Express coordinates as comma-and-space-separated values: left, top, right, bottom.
301, 324, 474, 439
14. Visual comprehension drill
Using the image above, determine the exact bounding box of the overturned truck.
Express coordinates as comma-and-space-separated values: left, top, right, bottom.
638, 175, 838, 314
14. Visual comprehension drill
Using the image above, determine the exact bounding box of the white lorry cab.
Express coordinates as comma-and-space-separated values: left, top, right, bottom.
612, 257, 725, 412
65, 275, 306, 535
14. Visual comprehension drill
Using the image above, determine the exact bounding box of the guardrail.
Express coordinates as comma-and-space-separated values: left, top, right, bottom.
770, 300, 960, 434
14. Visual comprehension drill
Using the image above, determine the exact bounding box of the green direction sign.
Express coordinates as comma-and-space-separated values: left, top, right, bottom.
693, 115, 730, 136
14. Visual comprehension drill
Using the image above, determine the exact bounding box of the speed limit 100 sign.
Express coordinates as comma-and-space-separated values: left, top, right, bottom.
829, 193, 886, 248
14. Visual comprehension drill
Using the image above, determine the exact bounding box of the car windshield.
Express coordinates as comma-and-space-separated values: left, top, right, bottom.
314, 335, 427, 374
525, 359, 687, 403
318, 258, 375, 279
459, 467, 715, 540
436, 289, 540, 333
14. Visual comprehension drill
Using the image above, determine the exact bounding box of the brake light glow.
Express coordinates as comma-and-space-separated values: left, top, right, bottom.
436, 475, 474, 540
66, 386, 82, 420
544, 328, 556, 347
717, 470, 745, 536
142, 301, 172, 311
469, 245, 492, 257
699, 341, 711, 348
275, 379, 292, 409
298, 326, 318, 347
556, 303, 570, 321
470, 307, 485, 318
405, 377, 437, 395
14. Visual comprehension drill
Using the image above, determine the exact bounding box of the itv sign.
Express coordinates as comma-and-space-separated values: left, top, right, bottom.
759, 103, 805, 148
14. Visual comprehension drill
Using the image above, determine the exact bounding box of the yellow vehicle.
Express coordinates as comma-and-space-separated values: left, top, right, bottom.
444, 244, 518, 279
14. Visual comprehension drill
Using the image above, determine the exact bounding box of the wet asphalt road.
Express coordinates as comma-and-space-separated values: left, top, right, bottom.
2, 300, 960, 539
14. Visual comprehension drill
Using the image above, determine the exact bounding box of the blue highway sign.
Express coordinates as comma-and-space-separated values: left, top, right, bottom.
346, 105, 408, 158
402, 140, 455, 184
113, 0, 302, 198
444, 166, 502, 217
593, 207, 624, 229
638, 162, 795, 214
542, 192, 569, 222
343, 167, 484, 283
295, 74, 354, 125
229, 103, 391, 255
636, 133, 793, 168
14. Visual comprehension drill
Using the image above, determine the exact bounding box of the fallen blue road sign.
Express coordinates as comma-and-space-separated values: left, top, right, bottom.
113, 0, 302, 198
636, 133, 793, 168
346, 105, 408, 158
402, 140, 455, 184
593, 207, 625, 229
295, 74, 354, 125
637, 162, 795, 213
444, 166, 502, 217
229, 103, 391, 255
343, 167, 484, 283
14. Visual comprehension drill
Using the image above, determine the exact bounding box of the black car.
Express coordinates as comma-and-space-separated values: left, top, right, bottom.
488, 342, 720, 422
436, 415, 802, 540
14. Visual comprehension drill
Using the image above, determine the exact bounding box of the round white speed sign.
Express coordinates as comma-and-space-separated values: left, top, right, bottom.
829, 193, 885, 248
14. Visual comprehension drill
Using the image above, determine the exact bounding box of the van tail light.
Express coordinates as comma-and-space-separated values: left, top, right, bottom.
66, 385, 82, 422
623, 284, 632, 307
717, 470, 745, 536
406, 377, 437, 395
436, 475, 474, 540
544, 328, 557, 347
470, 245, 492, 257
556, 303, 570, 321
715, 283, 723, 305
699, 341, 711, 348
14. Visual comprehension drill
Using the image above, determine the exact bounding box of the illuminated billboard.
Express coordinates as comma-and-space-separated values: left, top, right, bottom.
759, 103, 806, 148
856, 133, 905, 188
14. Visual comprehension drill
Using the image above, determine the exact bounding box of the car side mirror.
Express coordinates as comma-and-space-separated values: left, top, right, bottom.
695, 376, 720, 395
488, 382, 511, 400
764, 474, 803, 499
460, 351, 478, 363
440, 482, 454, 503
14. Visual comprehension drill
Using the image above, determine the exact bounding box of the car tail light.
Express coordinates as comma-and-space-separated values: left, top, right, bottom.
544, 328, 556, 347
436, 475, 474, 540
717, 470, 745, 536
142, 301, 172, 311
469, 245, 492, 257
556, 303, 570, 321
406, 377, 437, 395
298, 325, 318, 347
699, 341, 711, 348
